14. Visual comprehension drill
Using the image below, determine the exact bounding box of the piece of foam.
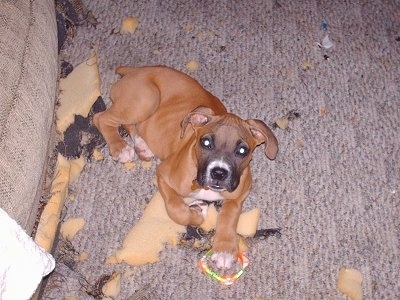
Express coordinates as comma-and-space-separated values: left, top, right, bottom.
237, 208, 261, 237
77, 252, 89, 262
141, 160, 153, 169
337, 268, 363, 300
56, 53, 101, 134
200, 203, 218, 232
201, 203, 260, 237
275, 117, 289, 129
186, 60, 199, 71
60, 218, 85, 241
101, 272, 121, 299
107, 192, 186, 266
92, 148, 104, 161
123, 161, 136, 170
109, 197, 260, 266
120, 17, 139, 34
69, 155, 85, 183
34, 155, 85, 251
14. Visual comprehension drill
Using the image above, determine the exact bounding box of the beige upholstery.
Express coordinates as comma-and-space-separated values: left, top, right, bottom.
0, 0, 57, 231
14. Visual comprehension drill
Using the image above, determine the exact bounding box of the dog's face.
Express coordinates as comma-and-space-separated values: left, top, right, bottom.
181, 107, 278, 193
194, 119, 255, 192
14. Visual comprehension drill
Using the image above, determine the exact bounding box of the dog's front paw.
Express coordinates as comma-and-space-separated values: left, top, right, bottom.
117, 145, 136, 163
189, 200, 209, 218
211, 252, 235, 269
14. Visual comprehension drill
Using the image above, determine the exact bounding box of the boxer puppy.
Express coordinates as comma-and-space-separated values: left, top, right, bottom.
93, 66, 278, 269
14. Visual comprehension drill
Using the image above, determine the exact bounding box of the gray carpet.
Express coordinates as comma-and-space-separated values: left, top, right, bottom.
42, 0, 400, 299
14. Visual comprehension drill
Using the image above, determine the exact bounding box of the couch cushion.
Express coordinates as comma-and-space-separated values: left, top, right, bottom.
0, 0, 57, 231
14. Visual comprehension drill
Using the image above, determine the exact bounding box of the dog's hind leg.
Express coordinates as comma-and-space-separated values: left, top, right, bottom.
93, 74, 160, 162
121, 124, 154, 161
133, 135, 154, 161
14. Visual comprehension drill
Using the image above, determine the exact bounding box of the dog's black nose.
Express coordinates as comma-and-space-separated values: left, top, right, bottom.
211, 167, 228, 181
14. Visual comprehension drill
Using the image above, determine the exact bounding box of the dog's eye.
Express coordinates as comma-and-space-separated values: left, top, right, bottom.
200, 136, 214, 149
236, 145, 249, 157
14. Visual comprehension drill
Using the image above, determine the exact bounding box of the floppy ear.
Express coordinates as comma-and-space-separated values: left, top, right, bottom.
180, 106, 215, 138
246, 119, 278, 160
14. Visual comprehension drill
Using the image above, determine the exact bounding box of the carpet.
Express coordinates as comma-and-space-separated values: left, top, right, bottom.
41, 0, 400, 299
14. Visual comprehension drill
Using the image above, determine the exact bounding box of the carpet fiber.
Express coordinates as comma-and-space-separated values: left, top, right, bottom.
42, 0, 400, 299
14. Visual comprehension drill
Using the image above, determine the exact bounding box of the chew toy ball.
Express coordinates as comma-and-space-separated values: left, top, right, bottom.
198, 250, 249, 285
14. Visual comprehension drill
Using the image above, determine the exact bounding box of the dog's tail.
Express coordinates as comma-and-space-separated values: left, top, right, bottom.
115, 66, 137, 77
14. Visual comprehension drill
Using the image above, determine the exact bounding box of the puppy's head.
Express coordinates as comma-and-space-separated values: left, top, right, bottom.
181, 107, 278, 193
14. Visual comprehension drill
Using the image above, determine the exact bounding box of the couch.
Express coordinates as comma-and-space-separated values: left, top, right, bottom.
0, 0, 57, 233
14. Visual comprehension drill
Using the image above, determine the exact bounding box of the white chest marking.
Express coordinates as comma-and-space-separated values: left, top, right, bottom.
186, 189, 224, 203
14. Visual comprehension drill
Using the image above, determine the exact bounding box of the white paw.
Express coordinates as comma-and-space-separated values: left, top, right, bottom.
189, 200, 209, 218
118, 145, 136, 163
211, 252, 235, 269
134, 136, 154, 161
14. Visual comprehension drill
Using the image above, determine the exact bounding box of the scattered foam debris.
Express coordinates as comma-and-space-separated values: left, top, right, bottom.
186, 60, 199, 71
183, 23, 195, 31
35, 155, 85, 251
123, 161, 136, 170
141, 160, 152, 169
56, 53, 101, 134
237, 208, 261, 237
101, 272, 121, 299
107, 191, 261, 266
92, 148, 104, 161
120, 17, 139, 34
275, 117, 289, 130
272, 110, 300, 130
106, 192, 186, 266
60, 218, 86, 241
337, 268, 363, 300
303, 60, 313, 70
77, 252, 89, 262
295, 138, 303, 149
200, 204, 260, 237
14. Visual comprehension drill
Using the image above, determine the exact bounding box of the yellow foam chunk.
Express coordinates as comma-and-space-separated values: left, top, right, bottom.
120, 17, 139, 34
200, 204, 218, 232
186, 60, 199, 71
275, 117, 289, 129
237, 208, 260, 237
56, 53, 101, 134
337, 268, 363, 300
123, 161, 136, 170
69, 155, 85, 183
141, 160, 152, 169
92, 148, 104, 161
35, 154, 84, 251
238, 236, 249, 253
201, 204, 260, 237
102, 272, 121, 299
77, 252, 89, 262
107, 192, 186, 266
109, 195, 260, 266
60, 218, 85, 241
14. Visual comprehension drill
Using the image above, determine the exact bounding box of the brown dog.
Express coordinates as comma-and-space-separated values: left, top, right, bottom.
93, 66, 278, 269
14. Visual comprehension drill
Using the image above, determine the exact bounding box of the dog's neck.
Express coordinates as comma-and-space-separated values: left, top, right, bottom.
186, 188, 225, 203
